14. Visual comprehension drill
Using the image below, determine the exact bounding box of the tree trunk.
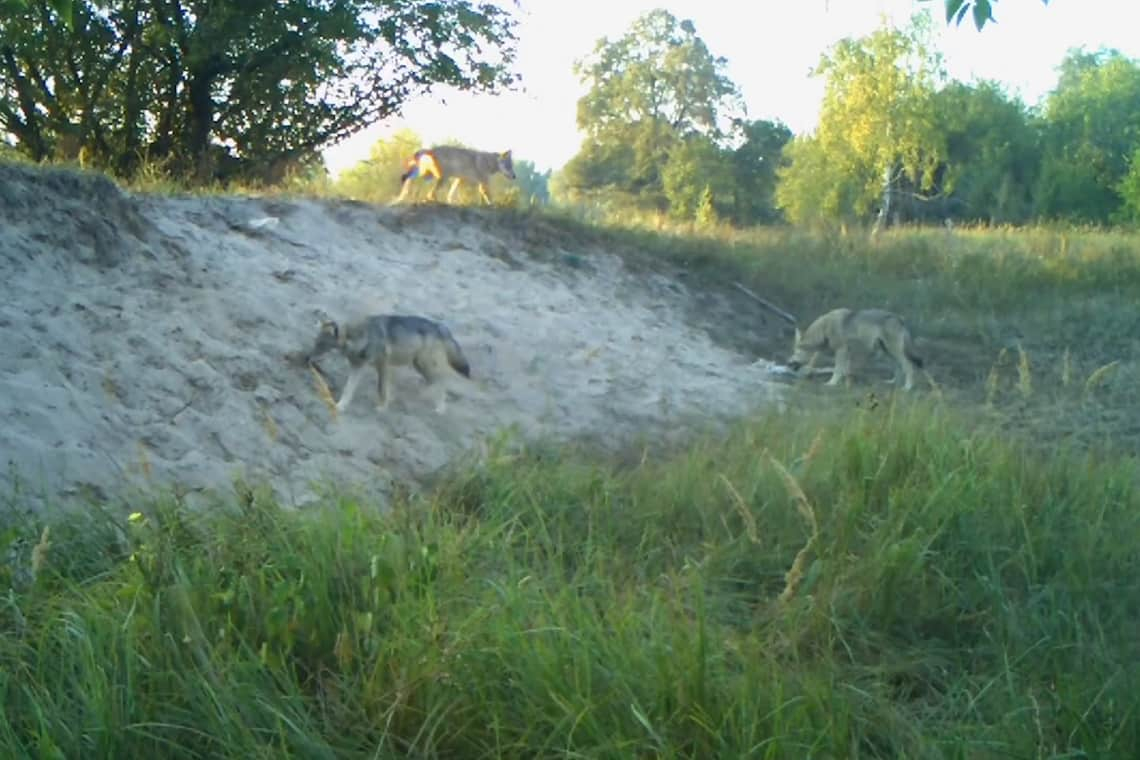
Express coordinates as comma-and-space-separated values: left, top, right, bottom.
150, 60, 182, 163
880, 164, 894, 224
187, 70, 215, 183
0, 47, 49, 160
872, 164, 894, 236
117, 0, 144, 175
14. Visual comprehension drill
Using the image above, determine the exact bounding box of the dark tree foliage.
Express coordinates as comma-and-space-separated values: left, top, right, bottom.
0, 0, 520, 184
1034, 48, 1140, 223
560, 9, 744, 216
729, 119, 792, 224
775, 9, 1140, 228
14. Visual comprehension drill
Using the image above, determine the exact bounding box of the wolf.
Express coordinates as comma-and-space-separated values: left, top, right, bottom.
731, 283, 925, 391
393, 145, 516, 205
786, 308, 925, 391
303, 314, 472, 415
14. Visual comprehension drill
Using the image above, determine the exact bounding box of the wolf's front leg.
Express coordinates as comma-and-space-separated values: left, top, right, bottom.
827, 347, 849, 386
375, 360, 392, 412
446, 178, 463, 204
392, 179, 413, 205
336, 366, 366, 413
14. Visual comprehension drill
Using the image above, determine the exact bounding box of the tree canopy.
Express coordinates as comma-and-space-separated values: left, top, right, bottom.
1034, 49, 1140, 223
771, 9, 1140, 229
555, 9, 795, 226
776, 17, 948, 225
0, 0, 520, 184
558, 10, 744, 216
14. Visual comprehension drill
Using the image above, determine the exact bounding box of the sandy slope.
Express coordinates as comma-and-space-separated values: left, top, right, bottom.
0, 163, 786, 512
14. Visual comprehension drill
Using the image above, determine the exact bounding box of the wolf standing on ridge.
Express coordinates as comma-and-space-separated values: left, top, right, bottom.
393, 145, 516, 205
303, 314, 472, 415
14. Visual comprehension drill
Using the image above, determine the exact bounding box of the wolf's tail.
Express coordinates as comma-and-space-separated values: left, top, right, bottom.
445, 334, 471, 379
399, 153, 422, 182
400, 149, 437, 183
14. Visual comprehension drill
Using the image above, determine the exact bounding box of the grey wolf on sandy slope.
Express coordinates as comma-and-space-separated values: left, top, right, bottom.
733, 283, 925, 391
303, 314, 472, 415
393, 145, 516, 205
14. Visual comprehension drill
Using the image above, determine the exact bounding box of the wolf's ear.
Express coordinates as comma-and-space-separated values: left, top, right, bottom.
501, 150, 512, 159
319, 320, 338, 339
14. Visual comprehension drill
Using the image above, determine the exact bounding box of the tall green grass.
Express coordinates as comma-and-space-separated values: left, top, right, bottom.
484, 203, 1140, 446
523, 204, 1140, 316
3, 400, 1137, 758
4, 159, 1138, 756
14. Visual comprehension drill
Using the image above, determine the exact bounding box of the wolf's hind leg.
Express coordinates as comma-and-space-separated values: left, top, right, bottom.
902, 359, 917, 391
414, 354, 448, 414
375, 360, 393, 411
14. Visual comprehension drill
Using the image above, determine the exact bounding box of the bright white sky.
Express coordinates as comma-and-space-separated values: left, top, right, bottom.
322, 0, 1138, 177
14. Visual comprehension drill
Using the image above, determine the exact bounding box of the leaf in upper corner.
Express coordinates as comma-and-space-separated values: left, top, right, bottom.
944, 0, 967, 24
972, 0, 995, 31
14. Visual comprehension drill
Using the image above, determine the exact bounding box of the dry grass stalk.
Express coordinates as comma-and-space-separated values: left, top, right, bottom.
260, 405, 279, 442
718, 473, 760, 545
137, 441, 152, 480
30, 526, 51, 580
102, 372, 121, 403
924, 369, 944, 400
801, 430, 824, 471
767, 452, 820, 605
985, 347, 1009, 406
310, 365, 338, 420
1016, 344, 1033, 398
1084, 360, 1120, 396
